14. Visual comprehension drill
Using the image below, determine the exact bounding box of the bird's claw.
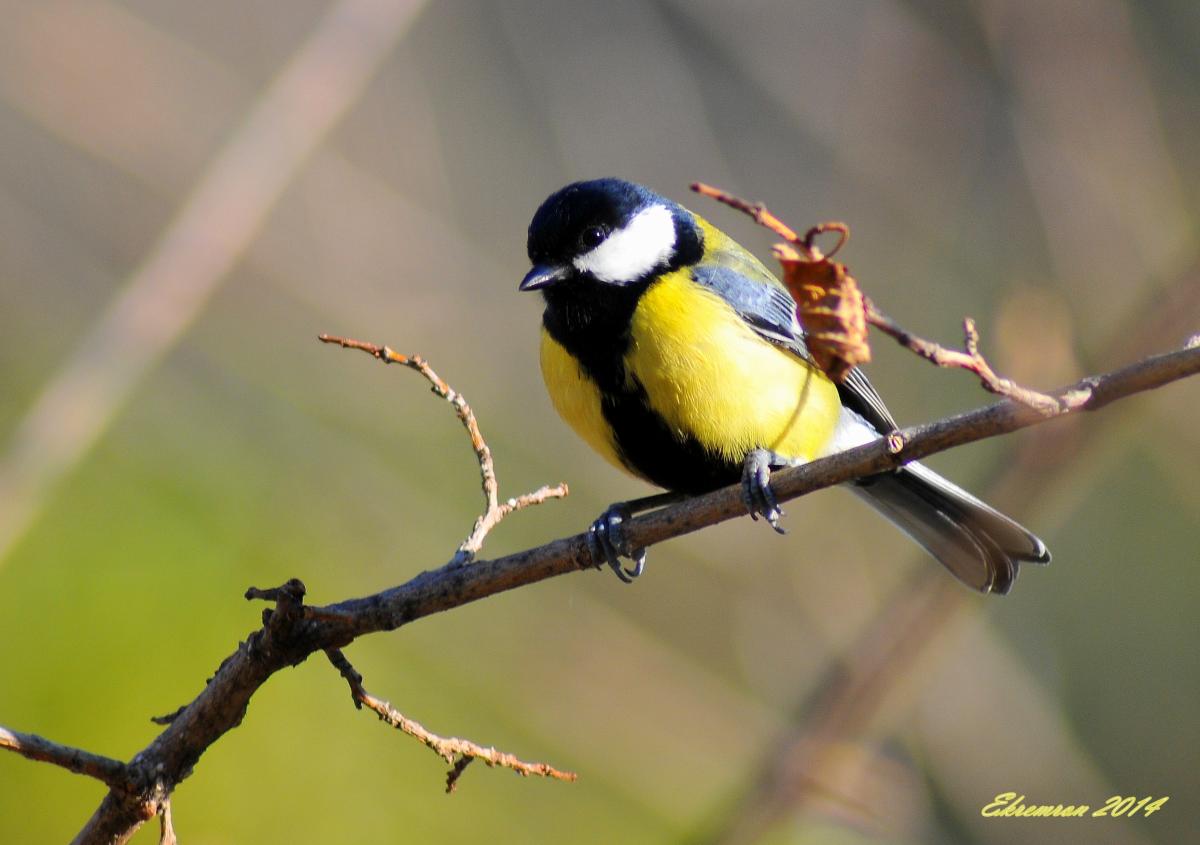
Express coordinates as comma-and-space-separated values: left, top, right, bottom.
587, 503, 647, 583
742, 449, 786, 534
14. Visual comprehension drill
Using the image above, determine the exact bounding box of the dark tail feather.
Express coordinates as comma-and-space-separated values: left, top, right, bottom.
850, 462, 1050, 594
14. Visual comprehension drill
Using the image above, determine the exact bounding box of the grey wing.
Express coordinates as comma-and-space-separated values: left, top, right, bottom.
691, 263, 800, 346
691, 263, 897, 434
837, 366, 897, 434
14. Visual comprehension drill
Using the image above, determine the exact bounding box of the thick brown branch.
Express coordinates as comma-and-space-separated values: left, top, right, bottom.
316, 334, 568, 564
325, 649, 577, 790
0, 726, 128, 789
66, 342, 1198, 843
317, 343, 1200, 645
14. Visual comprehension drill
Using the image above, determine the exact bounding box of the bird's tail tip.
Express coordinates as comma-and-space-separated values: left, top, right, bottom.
852, 461, 1050, 595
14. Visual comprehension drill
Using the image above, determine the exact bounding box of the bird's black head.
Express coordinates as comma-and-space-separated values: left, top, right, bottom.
520, 178, 702, 292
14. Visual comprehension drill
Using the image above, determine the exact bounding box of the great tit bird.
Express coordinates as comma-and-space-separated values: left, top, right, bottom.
520, 178, 1049, 593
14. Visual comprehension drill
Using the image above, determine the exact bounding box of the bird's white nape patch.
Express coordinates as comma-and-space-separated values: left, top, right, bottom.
573, 204, 677, 283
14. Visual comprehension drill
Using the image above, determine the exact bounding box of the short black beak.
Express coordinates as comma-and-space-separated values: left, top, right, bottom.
519, 264, 569, 291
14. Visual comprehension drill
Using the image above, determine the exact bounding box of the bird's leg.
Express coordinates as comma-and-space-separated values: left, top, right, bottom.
587, 491, 689, 583
742, 448, 802, 534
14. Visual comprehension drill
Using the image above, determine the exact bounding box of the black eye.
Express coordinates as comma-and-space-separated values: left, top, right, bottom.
580, 226, 606, 250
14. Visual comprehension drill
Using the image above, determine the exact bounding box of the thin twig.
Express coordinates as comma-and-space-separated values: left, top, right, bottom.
865, 305, 1061, 414
0, 726, 128, 789
325, 648, 577, 790
692, 182, 850, 259
317, 334, 568, 564
692, 182, 805, 243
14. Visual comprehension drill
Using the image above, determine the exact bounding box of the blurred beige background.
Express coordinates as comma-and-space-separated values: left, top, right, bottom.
1, 1, 1197, 843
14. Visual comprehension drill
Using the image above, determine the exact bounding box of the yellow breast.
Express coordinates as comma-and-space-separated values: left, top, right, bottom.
625, 270, 840, 463
539, 328, 628, 473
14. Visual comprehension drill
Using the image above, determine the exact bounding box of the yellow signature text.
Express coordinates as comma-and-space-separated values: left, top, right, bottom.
982, 793, 1089, 818
981, 792, 1169, 819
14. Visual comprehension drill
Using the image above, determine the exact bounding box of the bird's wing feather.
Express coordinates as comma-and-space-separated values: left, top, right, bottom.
836, 367, 897, 433
690, 260, 898, 434
690, 263, 799, 346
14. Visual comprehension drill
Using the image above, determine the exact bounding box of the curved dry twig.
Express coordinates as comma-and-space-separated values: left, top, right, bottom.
325, 649, 577, 790
316, 334, 569, 564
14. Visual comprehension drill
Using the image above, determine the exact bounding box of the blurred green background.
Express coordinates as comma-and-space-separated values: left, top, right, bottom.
1, 1, 1197, 843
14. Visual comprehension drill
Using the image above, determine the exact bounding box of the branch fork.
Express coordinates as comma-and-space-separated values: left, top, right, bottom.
317, 334, 569, 564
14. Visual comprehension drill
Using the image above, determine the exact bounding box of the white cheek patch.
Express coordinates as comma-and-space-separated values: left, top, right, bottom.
573, 204, 677, 284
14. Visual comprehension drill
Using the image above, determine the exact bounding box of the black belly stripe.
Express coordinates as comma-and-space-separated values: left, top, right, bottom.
601, 382, 741, 494
542, 273, 741, 493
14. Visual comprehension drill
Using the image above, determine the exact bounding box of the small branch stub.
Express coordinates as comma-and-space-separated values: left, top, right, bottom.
446, 756, 475, 794
0, 726, 128, 789
158, 800, 177, 845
